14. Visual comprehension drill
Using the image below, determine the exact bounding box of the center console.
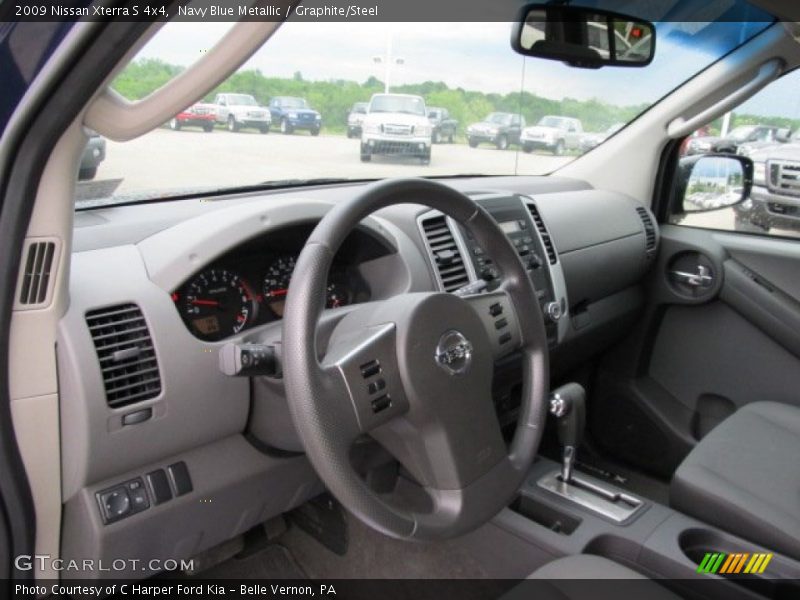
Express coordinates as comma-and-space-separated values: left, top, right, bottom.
418, 192, 570, 347
499, 382, 800, 600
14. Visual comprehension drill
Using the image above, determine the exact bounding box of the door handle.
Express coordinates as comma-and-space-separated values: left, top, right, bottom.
670, 265, 713, 288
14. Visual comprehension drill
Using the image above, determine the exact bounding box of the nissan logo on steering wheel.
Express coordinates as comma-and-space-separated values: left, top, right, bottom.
435, 330, 473, 376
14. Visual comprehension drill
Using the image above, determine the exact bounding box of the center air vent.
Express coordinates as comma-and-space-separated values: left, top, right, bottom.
420, 214, 469, 292
86, 304, 162, 408
636, 206, 657, 253
526, 203, 557, 264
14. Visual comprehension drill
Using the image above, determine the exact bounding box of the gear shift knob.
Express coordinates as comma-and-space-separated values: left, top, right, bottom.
549, 383, 586, 483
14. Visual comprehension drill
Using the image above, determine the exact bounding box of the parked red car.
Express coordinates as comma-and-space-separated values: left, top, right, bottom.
169, 103, 216, 132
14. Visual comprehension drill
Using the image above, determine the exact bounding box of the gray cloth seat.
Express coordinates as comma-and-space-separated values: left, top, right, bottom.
671, 401, 800, 561
502, 555, 681, 600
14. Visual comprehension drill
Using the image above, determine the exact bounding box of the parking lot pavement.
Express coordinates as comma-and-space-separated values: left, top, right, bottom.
86, 128, 572, 197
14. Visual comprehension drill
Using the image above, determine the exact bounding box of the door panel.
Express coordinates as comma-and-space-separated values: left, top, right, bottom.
591, 224, 800, 477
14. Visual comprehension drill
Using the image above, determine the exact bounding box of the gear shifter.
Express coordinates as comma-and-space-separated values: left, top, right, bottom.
539, 383, 643, 523
549, 383, 586, 484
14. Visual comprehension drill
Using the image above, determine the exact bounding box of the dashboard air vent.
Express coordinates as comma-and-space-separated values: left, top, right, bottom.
18, 241, 56, 305
526, 204, 557, 264
636, 206, 657, 252
86, 304, 162, 408
420, 214, 470, 292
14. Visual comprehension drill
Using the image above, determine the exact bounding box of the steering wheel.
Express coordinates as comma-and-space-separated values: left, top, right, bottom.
282, 178, 549, 540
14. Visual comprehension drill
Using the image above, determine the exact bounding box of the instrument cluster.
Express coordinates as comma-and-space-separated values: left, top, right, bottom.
172, 226, 378, 341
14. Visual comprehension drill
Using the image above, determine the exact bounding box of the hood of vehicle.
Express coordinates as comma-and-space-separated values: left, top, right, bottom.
228, 103, 267, 112
522, 125, 560, 136
469, 120, 505, 131
749, 143, 800, 162
363, 112, 429, 127
187, 103, 215, 113
284, 108, 319, 117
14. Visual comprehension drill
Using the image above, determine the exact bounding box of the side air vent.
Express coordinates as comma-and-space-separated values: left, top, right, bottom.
18, 241, 56, 306
526, 204, 557, 264
636, 206, 657, 253
420, 214, 470, 292
86, 304, 162, 408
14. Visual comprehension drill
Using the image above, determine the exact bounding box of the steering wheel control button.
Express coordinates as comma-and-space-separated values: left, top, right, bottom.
499, 332, 512, 345
489, 302, 503, 317
495, 318, 509, 330
367, 379, 386, 395
98, 487, 132, 523
146, 469, 173, 505
168, 462, 193, 496
435, 330, 474, 376
370, 394, 392, 414
359, 359, 381, 378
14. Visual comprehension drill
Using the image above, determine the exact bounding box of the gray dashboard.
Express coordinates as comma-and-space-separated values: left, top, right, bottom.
60, 175, 657, 578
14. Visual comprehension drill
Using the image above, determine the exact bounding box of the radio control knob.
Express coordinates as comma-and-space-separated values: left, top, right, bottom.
544, 301, 562, 323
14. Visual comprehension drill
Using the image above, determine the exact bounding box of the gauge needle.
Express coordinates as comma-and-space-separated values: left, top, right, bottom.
266, 289, 288, 298
191, 299, 221, 306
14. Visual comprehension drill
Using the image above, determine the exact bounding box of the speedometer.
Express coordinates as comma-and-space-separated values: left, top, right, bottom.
179, 268, 257, 341
263, 255, 296, 317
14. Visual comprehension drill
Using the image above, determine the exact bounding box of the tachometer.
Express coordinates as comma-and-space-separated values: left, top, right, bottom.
326, 281, 351, 308
179, 269, 256, 341
262, 255, 296, 317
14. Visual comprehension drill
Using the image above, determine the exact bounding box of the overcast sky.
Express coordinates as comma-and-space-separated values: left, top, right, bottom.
133, 20, 797, 117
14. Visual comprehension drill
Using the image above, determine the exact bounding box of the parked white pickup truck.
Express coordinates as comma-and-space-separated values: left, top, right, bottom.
360, 93, 432, 164
213, 93, 271, 133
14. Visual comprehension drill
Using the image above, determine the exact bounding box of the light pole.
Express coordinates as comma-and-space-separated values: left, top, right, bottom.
372, 30, 405, 93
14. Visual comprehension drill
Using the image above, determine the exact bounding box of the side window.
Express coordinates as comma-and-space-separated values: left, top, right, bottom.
670, 68, 800, 240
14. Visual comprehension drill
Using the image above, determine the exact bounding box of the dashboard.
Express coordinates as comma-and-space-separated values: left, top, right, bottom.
60, 175, 658, 579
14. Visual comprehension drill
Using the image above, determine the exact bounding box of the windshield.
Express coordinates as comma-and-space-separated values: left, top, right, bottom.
538, 116, 566, 128
225, 94, 258, 106
278, 97, 307, 109
486, 113, 513, 125
369, 95, 426, 115
76, 4, 772, 208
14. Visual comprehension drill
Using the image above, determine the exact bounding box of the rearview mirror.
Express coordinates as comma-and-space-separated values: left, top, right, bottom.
512, 4, 655, 69
678, 155, 753, 213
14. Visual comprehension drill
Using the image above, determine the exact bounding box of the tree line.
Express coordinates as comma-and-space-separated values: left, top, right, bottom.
113, 59, 800, 137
